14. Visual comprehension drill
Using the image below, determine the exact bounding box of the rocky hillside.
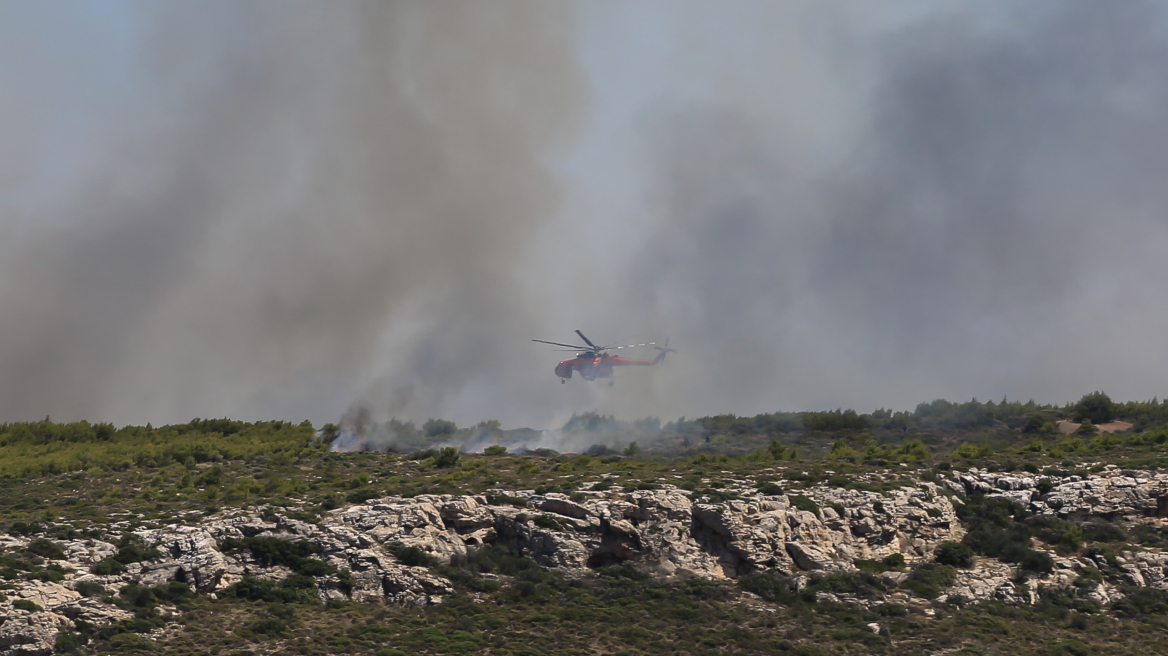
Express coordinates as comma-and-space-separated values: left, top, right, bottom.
3, 465, 1168, 655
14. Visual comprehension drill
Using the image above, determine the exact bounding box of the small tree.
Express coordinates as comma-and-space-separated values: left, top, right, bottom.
934, 541, 974, 568
623, 442, 640, 457
423, 419, 457, 438
1073, 391, 1114, 424
766, 439, 788, 460
433, 447, 460, 468
1021, 412, 1057, 435
320, 423, 339, 444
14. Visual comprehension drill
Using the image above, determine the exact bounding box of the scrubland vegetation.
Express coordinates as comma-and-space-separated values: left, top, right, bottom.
7, 391, 1168, 654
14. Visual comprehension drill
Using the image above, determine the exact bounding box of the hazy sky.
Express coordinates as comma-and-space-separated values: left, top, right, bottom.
3, 1, 1168, 429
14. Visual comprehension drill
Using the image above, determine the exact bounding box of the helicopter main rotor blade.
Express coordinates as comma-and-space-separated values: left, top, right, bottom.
532, 339, 590, 349
575, 330, 599, 349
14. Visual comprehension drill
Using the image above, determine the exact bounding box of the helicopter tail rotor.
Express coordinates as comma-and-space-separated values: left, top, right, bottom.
653, 337, 677, 364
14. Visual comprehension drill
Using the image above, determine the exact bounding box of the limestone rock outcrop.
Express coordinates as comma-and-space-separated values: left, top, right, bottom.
4, 467, 1168, 655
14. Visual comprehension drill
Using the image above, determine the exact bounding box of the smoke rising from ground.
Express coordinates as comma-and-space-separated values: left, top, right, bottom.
5, 2, 1168, 432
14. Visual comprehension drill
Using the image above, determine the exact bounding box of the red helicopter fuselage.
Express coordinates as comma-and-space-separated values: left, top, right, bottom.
554, 351, 663, 381
534, 330, 674, 384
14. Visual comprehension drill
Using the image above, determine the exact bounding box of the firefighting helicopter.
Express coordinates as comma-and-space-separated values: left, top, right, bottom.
533, 330, 675, 386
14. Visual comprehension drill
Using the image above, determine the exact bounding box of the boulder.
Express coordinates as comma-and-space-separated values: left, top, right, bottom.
0, 610, 63, 656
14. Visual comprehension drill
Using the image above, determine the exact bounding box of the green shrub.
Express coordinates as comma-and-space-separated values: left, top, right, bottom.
483, 445, 507, 456
74, 581, 105, 597
597, 563, 649, 581
1112, 587, 1168, 616
221, 537, 336, 576
756, 481, 784, 496
881, 553, 906, 569
1073, 391, 1114, 424
388, 542, 436, 568
433, 447, 461, 468
831, 628, 886, 647
217, 575, 319, 604
737, 571, 797, 604
54, 630, 88, 654
8, 522, 43, 537
1072, 566, 1102, 587
92, 557, 125, 575
532, 515, 562, 531
1085, 544, 1120, 568
1027, 515, 1082, 552
1079, 518, 1126, 543
485, 494, 528, 508
877, 602, 908, 616
249, 617, 287, 636
1022, 413, 1058, 435
935, 541, 974, 567
806, 572, 886, 600
112, 538, 162, 565
789, 494, 820, 516
901, 563, 956, 599
12, 599, 41, 612
1019, 549, 1054, 573
26, 538, 65, 560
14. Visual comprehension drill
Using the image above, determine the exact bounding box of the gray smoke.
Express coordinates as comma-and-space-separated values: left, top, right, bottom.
593, 0, 1168, 421
5, 2, 1168, 432
0, 1, 587, 426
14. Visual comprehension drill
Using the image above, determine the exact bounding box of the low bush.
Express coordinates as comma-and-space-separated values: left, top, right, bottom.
805, 572, 886, 600
221, 536, 336, 577
12, 599, 41, 612
789, 494, 821, 516
388, 542, 437, 568
882, 553, 906, 569
91, 558, 125, 575
737, 570, 798, 604
218, 575, 319, 604
901, 563, 956, 599
26, 538, 65, 560
74, 581, 105, 597
756, 481, 784, 496
935, 541, 975, 567
53, 630, 88, 655
485, 494, 528, 508
1112, 587, 1168, 617
250, 617, 288, 636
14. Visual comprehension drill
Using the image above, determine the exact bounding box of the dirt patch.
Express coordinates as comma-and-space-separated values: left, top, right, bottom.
1057, 420, 1133, 434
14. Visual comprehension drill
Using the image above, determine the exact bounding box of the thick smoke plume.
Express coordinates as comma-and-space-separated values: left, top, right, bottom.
587, 1, 1168, 423
0, 2, 586, 426
6, 2, 1168, 436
